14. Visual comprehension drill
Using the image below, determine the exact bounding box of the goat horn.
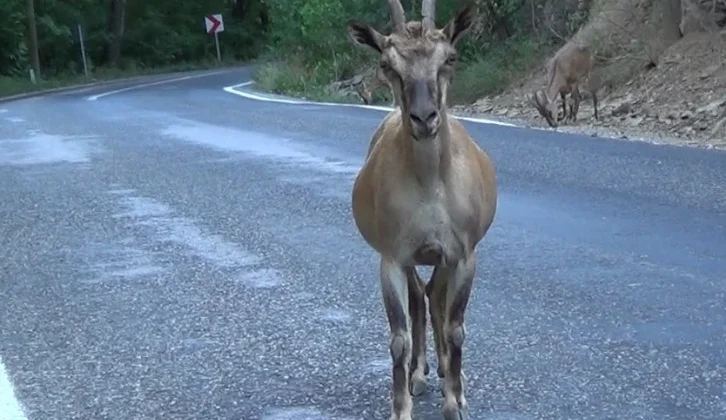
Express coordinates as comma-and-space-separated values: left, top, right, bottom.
531, 90, 544, 114
421, 0, 436, 30
388, 0, 406, 32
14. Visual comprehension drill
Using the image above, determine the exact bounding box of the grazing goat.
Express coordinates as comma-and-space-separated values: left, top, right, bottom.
347, 1, 498, 419
532, 42, 599, 127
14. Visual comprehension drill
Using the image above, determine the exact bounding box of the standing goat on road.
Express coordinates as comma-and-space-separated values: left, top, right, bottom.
532, 42, 599, 127
347, 1, 498, 419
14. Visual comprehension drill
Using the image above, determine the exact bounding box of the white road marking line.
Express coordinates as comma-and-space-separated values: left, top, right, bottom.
87, 71, 228, 101
0, 357, 28, 420
223, 81, 519, 128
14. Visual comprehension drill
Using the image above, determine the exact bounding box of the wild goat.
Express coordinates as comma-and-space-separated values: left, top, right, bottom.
347, 1, 498, 419
532, 42, 599, 127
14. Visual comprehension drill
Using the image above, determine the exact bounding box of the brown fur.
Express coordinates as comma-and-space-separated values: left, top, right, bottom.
532, 42, 599, 127
347, 2, 497, 419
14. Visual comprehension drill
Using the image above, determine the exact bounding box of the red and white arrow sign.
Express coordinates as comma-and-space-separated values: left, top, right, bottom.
204, 14, 224, 35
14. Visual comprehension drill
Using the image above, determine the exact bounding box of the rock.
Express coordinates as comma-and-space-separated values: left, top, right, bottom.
696, 99, 726, 116
473, 98, 494, 113
641, 104, 657, 117
658, 114, 673, 125
711, 118, 726, 136
700, 64, 720, 79
695, 120, 710, 131
328, 75, 364, 92
627, 115, 645, 126
611, 103, 632, 117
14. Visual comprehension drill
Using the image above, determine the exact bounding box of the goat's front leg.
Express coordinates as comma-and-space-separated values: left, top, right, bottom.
381, 258, 413, 420
559, 91, 568, 122
440, 255, 476, 420
406, 267, 429, 396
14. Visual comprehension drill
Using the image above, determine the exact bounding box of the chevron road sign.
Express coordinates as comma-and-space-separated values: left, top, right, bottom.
204, 14, 225, 63
204, 14, 224, 34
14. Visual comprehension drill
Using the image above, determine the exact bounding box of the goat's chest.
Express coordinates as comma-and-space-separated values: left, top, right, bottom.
385, 180, 473, 246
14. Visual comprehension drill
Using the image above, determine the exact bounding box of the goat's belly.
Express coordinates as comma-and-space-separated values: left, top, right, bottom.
400, 208, 465, 266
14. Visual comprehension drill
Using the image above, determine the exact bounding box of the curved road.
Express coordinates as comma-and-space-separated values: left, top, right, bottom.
1, 67, 725, 420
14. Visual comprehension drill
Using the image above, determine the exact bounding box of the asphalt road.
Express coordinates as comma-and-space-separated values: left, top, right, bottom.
1, 66, 725, 420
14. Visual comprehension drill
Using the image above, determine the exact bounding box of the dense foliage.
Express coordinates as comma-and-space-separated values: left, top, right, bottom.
256, 0, 592, 104
2, 0, 593, 102
0, 0, 268, 79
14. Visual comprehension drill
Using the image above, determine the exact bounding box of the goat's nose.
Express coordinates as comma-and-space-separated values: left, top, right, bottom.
409, 108, 438, 126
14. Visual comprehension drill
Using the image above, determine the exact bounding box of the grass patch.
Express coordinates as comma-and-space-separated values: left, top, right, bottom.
253, 59, 359, 103
0, 58, 250, 99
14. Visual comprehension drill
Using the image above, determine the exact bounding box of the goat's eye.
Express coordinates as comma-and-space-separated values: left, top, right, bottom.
445, 55, 457, 66
380, 61, 391, 71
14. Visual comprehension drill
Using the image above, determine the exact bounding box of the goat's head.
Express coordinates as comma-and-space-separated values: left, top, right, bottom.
531, 90, 558, 128
347, 0, 476, 141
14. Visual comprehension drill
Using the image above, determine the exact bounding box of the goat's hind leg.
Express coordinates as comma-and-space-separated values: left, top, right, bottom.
407, 267, 429, 396
440, 255, 476, 420
571, 86, 582, 123
381, 258, 414, 420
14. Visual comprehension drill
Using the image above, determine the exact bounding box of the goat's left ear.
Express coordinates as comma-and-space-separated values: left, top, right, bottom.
443, 2, 476, 45
347, 21, 386, 53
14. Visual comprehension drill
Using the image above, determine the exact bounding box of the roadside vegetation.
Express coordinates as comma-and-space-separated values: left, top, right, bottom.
2, 0, 582, 105
0, 0, 268, 97
254, 0, 590, 106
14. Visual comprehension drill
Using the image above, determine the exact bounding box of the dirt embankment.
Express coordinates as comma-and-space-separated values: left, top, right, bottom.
452, 0, 726, 150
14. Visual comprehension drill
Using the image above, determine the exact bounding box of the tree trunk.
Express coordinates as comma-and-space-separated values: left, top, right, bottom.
25, 0, 41, 79
105, 0, 127, 67
646, 0, 682, 64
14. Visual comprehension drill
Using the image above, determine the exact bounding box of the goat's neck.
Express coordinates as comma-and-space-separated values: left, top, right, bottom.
402, 114, 452, 191
545, 70, 565, 103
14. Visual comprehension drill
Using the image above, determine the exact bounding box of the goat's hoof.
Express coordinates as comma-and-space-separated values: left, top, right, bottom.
442, 403, 468, 420
410, 376, 427, 396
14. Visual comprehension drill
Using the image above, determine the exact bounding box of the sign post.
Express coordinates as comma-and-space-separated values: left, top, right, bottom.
77, 24, 89, 79
204, 14, 225, 65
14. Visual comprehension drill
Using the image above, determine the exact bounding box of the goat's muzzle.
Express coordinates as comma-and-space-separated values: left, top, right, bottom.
409, 80, 441, 140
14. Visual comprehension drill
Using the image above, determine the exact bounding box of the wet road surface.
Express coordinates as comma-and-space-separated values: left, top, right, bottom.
1, 67, 725, 420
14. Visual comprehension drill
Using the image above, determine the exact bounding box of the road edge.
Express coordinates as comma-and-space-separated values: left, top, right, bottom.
223, 80, 726, 151
0, 66, 248, 105
223, 81, 521, 128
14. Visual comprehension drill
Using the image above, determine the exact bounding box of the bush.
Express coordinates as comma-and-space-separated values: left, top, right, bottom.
449, 36, 549, 105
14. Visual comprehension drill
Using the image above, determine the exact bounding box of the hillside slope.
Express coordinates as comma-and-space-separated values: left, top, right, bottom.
452, 0, 726, 149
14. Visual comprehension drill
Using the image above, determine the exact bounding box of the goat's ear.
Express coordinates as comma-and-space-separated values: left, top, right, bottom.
347, 21, 385, 53
443, 3, 476, 45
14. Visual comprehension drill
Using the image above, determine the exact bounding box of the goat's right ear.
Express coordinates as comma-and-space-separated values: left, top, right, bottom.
347, 21, 385, 53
